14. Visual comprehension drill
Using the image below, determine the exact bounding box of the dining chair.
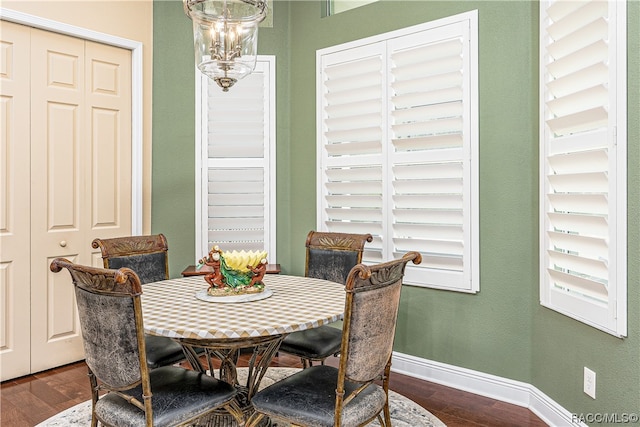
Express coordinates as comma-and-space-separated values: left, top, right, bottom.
246, 251, 422, 427
49, 258, 243, 427
92, 234, 192, 370
278, 230, 373, 368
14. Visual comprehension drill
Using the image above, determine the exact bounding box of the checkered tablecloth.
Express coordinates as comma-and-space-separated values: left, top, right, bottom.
141, 275, 346, 340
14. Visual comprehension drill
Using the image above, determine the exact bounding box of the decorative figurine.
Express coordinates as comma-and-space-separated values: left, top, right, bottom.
198, 246, 268, 296
248, 258, 268, 288
199, 246, 225, 289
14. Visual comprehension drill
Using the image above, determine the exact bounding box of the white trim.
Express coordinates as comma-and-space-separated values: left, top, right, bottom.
1, 8, 144, 234
195, 70, 207, 258
264, 56, 277, 259
317, 10, 478, 57
467, 10, 480, 294
392, 351, 587, 427
612, 0, 628, 338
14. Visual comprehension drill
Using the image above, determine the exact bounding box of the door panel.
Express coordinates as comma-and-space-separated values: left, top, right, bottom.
86, 40, 132, 237
29, 28, 86, 372
46, 254, 80, 339
0, 21, 31, 381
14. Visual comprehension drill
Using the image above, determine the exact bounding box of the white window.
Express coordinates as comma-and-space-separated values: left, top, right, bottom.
317, 11, 479, 293
539, 0, 626, 336
196, 56, 276, 260
328, 0, 378, 15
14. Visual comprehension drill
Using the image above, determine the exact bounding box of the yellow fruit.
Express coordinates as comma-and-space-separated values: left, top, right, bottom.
222, 249, 268, 272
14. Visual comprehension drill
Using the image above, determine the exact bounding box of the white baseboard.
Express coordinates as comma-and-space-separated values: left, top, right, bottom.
391, 352, 587, 427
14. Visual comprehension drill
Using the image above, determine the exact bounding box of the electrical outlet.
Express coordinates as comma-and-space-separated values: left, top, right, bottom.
584, 367, 596, 399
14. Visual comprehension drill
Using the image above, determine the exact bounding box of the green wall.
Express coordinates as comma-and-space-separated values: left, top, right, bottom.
152, 1, 197, 273
153, 0, 640, 422
152, 0, 293, 275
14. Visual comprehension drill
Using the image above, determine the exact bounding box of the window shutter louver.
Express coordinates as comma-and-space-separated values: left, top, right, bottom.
208, 78, 266, 158
318, 12, 478, 291
540, 0, 626, 336
203, 59, 275, 255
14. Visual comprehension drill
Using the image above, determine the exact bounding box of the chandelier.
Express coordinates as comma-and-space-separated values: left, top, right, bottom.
184, 0, 267, 91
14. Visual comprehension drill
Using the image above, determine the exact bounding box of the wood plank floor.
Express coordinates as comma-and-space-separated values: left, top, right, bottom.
1, 353, 548, 426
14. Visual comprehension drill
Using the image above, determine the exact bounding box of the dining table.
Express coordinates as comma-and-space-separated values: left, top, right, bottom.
140, 274, 346, 426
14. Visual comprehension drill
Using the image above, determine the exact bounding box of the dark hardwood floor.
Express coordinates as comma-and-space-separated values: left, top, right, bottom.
1, 353, 548, 426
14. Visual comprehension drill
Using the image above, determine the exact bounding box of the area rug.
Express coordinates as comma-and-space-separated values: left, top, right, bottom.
37, 367, 445, 427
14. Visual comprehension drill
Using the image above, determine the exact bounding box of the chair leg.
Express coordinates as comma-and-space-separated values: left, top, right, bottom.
383, 402, 392, 426
87, 368, 99, 427
382, 361, 393, 426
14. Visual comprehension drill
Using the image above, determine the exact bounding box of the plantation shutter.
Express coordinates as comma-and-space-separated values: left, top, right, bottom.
388, 21, 473, 290
540, 0, 626, 336
319, 43, 386, 262
318, 12, 478, 292
206, 59, 275, 254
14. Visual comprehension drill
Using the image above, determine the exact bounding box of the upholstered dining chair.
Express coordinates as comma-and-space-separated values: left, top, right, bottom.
246, 251, 422, 427
50, 258, 243, 427
92, 234, 191, 370
278, 230, 373, 368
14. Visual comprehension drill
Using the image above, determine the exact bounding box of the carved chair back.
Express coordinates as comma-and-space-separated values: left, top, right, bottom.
304, 231, 373, 285
92, 234, 169, 284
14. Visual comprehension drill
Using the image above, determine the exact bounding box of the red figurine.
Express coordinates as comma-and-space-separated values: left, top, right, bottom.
200, 246, 225, 289
248, 258, 268, 288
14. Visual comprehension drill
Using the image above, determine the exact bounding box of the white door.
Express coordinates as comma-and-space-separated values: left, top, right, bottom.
0, 21, 133, 379
0, 20, 32, 381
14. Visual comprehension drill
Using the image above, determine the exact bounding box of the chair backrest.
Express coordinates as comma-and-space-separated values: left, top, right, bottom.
92, 234, 169, 284
49, 258, 149, 391
339, 251, 421, 385
304, 231, 373, 285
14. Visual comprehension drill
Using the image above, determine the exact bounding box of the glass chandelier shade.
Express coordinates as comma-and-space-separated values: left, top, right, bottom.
184, 0, 267, 91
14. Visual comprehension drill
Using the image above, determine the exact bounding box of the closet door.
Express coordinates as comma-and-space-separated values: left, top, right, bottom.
29, 28, 132, 372
0, 22, 132, 379
0, 20, 32, 380
29, 28, 88, 371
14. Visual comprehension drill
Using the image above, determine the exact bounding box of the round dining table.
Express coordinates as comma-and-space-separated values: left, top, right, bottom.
140, 274, 346, 426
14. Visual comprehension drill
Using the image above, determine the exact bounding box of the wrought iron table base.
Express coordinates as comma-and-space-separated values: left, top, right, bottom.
179, 335, 284, 426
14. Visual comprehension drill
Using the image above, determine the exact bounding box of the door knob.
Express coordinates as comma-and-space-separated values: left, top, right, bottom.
59, 240, 67, 247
